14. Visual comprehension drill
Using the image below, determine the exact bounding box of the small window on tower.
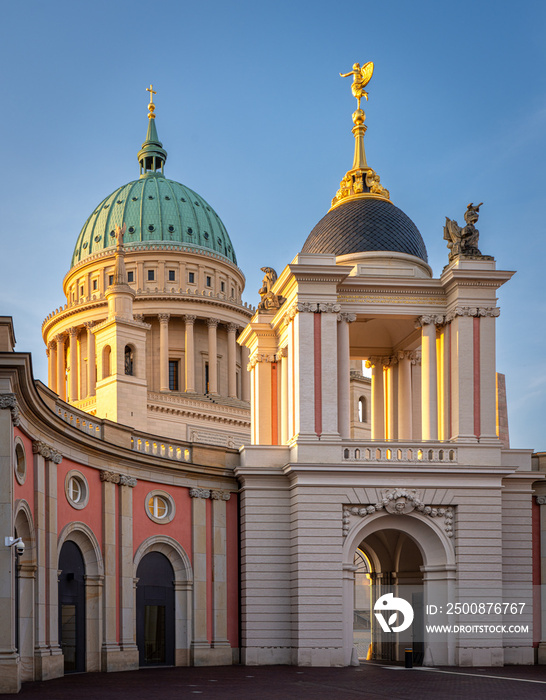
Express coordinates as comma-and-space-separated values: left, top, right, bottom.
206, 276, 212, 287
127, 271, 134, 283
80, 286, 84, 296
148, 269, 155, 281
169, 360, 179, 390
108, 275, 114, 286
221, 281, 225, 292
188, 272, 195, 284
92, 279, 98, 291
168, 270, 175, 282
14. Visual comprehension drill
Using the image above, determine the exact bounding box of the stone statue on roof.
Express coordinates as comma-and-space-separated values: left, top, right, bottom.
444, 202, 483, 261
258, 267, 286, 312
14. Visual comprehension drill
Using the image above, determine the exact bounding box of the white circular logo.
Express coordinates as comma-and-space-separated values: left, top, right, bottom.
374, 593, 414, 633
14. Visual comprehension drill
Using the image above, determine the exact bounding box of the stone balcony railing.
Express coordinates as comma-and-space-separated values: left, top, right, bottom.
131, 435, 191, 462
342, 443, 458, 464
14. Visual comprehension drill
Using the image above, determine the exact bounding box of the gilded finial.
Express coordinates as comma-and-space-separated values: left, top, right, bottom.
340, 61, 374, 118
329, 61, 391, 210
146, 84, 157, 119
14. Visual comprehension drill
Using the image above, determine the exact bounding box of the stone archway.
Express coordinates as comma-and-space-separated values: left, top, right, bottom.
134, 536, 193, 666
14, 500, 36, 682
57, 522, 104, 672
343, 511, 456, 666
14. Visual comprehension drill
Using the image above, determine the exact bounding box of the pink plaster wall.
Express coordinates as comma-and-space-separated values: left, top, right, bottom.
57, 459, 103, 544
132, 479, 192, 562
13, 428, 35, 512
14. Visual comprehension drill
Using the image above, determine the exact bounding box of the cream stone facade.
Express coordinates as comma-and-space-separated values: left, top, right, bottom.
0, 80, 545, 695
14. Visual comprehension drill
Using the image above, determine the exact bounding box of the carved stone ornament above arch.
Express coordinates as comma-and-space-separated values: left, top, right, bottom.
57, 521, 104, 577
343, 488, 454, 538
133, 534, 193, 583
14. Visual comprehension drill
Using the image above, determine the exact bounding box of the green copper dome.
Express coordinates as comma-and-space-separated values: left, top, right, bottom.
71, 108, 237, 268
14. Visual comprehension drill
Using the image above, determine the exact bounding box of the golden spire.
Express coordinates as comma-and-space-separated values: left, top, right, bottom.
331, 61, 390, 210
146, 84, 157, 119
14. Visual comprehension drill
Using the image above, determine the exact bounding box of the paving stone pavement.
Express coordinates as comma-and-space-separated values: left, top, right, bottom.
6, 663, 546, 700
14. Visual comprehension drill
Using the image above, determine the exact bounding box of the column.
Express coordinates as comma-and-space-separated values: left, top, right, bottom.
385, 362, 395, 440
290, 306, 315, 440
32, 444, 48, 677
190, 488, 210, 663
56, 334, 66, 401
45, 450, 62, 665
279, 347, 289, 444
85, 322, 96, 397
397, 351, 413, 440
537, 495, 546, 664
68, 327, 78, 402
479, 309, 500, 442
337, 313, 353, 439
184, 315, 196, 393
241, 345, 250, 402
227, 323, 237, 398
420, 317, 439, 441
100, 471, 119, 669
207, 318, 219, 395
119, 476, 138, 664
158, 313, 170, 392
0, 394, 19, 693
366, 358, 385, 440
210, 490, 232, 663
449, 310, 476, 441
47, 342, 56, 391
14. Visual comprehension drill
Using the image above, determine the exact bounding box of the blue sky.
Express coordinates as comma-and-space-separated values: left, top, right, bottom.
1, 0, 545, 448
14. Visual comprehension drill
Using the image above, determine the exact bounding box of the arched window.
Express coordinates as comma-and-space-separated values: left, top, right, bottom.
102, 345, 111, 378
358, 396, 367, 423
125, 345, 134, 376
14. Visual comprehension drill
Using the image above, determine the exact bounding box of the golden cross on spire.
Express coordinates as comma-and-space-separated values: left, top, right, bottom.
146, 84, 157, 119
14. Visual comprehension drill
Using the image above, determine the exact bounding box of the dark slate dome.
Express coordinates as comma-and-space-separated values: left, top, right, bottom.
301, 197, 428, 262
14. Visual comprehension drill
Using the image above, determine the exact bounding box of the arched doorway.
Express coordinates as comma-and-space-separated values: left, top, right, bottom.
58, 541, 86, 673
343, 512, 456, 667
136, 552, 175, 666
355, 530, 424, 664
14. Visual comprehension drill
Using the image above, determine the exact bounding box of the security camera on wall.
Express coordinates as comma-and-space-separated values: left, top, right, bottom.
4, 536, 24, 556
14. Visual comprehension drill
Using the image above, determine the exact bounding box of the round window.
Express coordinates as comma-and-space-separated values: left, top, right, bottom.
65, 471, 89, 510
145, 490, 175, 524
14, 440, 26, 485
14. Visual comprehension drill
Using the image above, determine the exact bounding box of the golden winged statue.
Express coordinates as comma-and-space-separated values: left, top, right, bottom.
340, 62, 374, 109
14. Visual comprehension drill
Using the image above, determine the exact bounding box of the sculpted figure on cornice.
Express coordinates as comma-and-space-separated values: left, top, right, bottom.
258, 267, 286, 312
444, 202, 487, 261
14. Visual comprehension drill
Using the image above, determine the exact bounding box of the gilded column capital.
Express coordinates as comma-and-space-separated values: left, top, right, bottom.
248, 352, 278, 370
397, 349, 420, 364
158, 313, 170, 324
189, 487, 210, 499
67, 326, 78, 337
133, 314, 145, 323
32, 439, 62, 463
83, 321, 96, 330
211, 489, 231, 501
278, 346, 288, 358
226, 323, 238, 333
47, 340, 56, 351
184, 314, 196, 325
206, 318, 219, 328
54, 332, 66, 343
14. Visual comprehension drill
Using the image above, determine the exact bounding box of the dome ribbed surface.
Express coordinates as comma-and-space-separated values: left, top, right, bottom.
71, 176, 237, 267
301, 197, 428, 262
